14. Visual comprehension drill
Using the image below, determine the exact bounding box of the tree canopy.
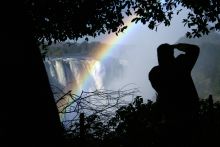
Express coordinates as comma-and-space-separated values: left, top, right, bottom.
25, 0, 220, 43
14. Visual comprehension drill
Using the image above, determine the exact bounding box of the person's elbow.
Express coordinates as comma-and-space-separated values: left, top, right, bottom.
191, 45, 200, 56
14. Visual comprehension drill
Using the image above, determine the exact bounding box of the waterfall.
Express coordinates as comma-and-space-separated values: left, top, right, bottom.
44, 57, 124, 99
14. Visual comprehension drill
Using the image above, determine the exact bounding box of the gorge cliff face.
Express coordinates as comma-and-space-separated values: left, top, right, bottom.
177, 32, 220, 101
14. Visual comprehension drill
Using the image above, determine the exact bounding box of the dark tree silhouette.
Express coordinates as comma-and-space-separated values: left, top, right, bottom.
1, 0, 220, 146
25, 0, 220, 43
61, 96, 220, 147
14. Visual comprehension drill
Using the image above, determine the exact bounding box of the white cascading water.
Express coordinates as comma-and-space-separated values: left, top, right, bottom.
44, 57, 124, 99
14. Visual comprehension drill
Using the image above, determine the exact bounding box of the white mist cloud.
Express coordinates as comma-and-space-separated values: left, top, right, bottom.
78, 8, 190, 101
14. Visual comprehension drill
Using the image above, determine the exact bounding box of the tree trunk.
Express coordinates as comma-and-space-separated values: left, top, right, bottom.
0, 2, 63, 146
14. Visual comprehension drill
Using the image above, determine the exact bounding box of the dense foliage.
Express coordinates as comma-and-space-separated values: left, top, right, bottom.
25, 0, 220, 43
63, 96, 220, 147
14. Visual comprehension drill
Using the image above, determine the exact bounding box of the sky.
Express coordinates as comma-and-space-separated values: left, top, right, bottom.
75, 9, 191, 100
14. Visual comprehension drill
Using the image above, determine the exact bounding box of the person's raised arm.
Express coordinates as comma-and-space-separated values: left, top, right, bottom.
171, 43, 200, 71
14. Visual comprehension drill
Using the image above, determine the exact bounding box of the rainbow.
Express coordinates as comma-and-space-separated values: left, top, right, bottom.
58, 16, 137, 119
71, 16, 136, 95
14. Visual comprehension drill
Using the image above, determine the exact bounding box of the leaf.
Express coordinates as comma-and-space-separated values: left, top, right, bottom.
141, 18, 146, 24
176, 9, 182, 15
121, 26, 128, 32
148, 21, 155, 30
164, 19, 170, 26
186, 32, 192, 38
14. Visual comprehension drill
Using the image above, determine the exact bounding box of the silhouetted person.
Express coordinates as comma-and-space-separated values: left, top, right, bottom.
149, 43, 200, 146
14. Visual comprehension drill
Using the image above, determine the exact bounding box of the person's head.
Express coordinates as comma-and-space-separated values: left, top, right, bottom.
157, 43, 175, 66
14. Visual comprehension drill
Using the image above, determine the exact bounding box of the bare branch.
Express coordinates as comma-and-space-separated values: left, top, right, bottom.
55, 86, 139, 132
